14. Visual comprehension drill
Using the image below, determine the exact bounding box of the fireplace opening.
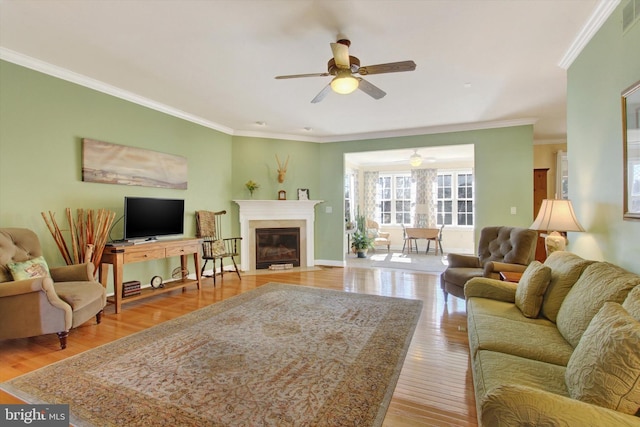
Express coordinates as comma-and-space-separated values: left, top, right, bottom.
255, 227, 300, 269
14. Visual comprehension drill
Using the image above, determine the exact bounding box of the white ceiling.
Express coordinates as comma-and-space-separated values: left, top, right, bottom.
0, 0, 616, 143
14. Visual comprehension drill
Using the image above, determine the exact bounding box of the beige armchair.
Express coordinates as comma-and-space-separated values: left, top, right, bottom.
0, 228, 106, 349
366, 219, 391, 252
440, 226, 538, 301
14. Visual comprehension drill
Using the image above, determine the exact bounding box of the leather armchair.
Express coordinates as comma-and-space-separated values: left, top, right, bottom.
0, 228, 106, 349
440, 226, 538, 301
366, 219, 391, 252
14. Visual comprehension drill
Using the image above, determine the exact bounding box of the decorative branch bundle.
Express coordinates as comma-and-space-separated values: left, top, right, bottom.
42, 208, 116, 275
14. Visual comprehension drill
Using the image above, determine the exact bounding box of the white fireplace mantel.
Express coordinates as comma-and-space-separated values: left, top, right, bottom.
233, 200, 323, 270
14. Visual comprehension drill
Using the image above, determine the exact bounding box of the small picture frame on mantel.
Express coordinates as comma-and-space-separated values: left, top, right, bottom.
297, 188, 309, 200
278, 190, 287, 200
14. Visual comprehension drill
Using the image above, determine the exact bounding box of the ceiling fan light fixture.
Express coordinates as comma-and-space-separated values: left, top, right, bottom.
330, 73, 359, 94
409, 150, 423, 167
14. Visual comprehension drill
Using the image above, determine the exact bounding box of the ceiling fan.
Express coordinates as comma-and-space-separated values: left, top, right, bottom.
274, 39, 416, 103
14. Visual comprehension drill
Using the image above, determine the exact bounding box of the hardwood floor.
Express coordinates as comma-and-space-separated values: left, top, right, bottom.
0, 266, 478, 427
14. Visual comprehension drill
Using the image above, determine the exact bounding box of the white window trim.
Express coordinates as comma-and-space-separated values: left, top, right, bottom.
437, 169, 474, 228
377, 172, 413, 225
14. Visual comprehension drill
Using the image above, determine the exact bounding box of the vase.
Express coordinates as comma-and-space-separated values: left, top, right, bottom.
356, 249, 367, 258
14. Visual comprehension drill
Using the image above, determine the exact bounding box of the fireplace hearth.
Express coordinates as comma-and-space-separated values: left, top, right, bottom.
234, 199, 323, 270
255, 228, 300, 269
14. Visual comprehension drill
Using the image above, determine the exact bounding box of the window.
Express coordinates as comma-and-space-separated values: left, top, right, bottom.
437, 171, 474, 226
377, 173, 412, 225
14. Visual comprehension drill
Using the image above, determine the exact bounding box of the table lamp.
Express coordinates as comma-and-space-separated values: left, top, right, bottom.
530, 199, 585, 256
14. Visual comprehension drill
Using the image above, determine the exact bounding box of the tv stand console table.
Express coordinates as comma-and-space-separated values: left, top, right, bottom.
99, 238, 202, 313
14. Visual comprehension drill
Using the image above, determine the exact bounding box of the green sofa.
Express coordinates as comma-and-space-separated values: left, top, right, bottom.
464, 251, 640, 426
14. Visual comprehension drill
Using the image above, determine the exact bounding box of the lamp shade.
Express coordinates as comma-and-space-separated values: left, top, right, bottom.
415, 204, 429, 214
530, 199, 585, 232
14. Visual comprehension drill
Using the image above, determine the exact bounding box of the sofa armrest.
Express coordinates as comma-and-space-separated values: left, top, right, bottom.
484, 261, 528, 276
0, 277, 73, 339
0, 277, 51, 297
464, 277, 517, 302
49, 262, 94, 282
448, 253, 481, 268
481, 384, 640, 427
0, 277, 70, 310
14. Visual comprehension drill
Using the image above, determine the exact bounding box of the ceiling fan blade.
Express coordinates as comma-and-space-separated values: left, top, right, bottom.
330, 42, 350, 69
357, 78, 386, 100
358, 60, 416, 75
311, 84, 332, 104
275, 72, 330, 79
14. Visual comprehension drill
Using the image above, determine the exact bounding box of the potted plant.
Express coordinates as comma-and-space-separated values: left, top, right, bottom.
351, 231, 373, 258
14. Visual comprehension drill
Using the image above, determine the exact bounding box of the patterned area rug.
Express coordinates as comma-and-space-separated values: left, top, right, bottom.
1, 283, 423, 426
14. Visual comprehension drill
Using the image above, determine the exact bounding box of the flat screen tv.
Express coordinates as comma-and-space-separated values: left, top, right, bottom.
124, 197, 185, 241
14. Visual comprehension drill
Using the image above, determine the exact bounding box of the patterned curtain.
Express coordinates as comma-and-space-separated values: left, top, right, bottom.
412, 168, 438, 227
363, 171, 379, 222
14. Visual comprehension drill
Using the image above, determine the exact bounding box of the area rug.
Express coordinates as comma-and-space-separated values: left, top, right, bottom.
1, 283, 423, 427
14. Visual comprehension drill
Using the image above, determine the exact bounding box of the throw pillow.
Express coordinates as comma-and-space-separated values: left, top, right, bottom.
623, 286, 640, 321
7, 256, 50, 280
565, 302, 640, 415
541, 251, 594, 323
515, 261, 552, 318
556, 262, 640, 348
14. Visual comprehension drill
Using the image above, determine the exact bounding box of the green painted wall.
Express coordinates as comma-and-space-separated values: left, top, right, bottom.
567, 4, 640, 274
231, 126, 535, 263
320, 127, 534, 261
1, 59, 535, 279
0, 60, 233, 293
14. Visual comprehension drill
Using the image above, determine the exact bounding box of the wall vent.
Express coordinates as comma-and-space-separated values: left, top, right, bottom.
623, 0, 640, 32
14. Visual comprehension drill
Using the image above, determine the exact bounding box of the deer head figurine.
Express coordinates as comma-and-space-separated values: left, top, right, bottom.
276, 154, 289, 183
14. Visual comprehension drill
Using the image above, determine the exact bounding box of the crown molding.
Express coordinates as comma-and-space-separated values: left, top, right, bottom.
0, 48, 235, 135
558, 0, 620, 69
2, 47, 537, 144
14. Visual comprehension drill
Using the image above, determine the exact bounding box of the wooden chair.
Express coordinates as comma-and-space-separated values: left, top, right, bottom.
195, 210, 242, 285
402, 224, 418, 253
425, 224, 445, 255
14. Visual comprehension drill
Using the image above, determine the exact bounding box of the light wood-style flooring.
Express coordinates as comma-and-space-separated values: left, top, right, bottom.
0, 266, 477, 426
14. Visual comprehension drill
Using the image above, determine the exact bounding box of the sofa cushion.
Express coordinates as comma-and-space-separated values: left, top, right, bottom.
556, 262, 640, 348
481, 384, 640, 427
7, 256, 50, 280
467, 297, 552, 324
515, 261, 551, 318
565, 302, 640, 415
623, 285, 640, 321
467, 311, 573, 366
472, 350, 569, 409
541, 251, 594, 323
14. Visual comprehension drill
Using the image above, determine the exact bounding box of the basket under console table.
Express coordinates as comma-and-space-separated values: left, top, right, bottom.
99, 238, 202, 313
